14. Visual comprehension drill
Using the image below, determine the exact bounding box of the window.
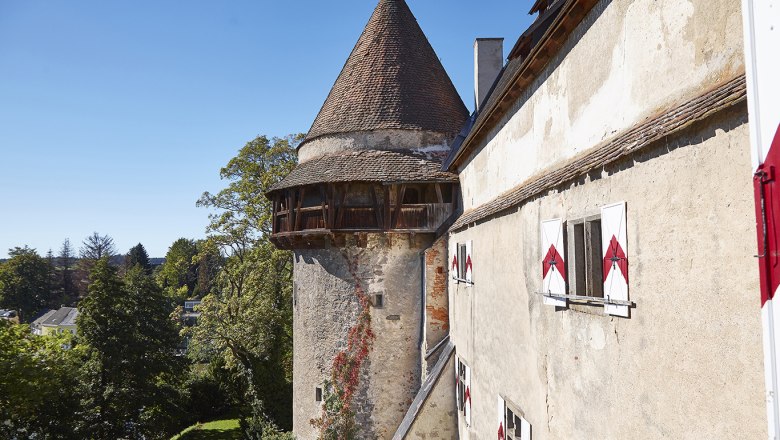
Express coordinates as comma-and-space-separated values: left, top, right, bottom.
402, 188, 420, 204
373, 293, 384, 308
498, 397, 531, 439
455, 356, 472, 426
568, 217, 603, 298
451, 241, 473, 284
540, 202, 630, 317
315, 387, 323, 402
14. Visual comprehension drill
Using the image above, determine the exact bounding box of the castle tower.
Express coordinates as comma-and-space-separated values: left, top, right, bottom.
267, 0, 468, 437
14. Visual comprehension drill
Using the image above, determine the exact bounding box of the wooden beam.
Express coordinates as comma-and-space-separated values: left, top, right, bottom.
272, 194, 278, 235
393, 184, 407, 229
435, 183, 444, 203
371, 185, 382, 229
289, 189, 297, 232
327, 185, 335, 229
336, 184, 349, 229
384, 185, 391, 231
319, 185, 328, 229
294, 187, 305, 231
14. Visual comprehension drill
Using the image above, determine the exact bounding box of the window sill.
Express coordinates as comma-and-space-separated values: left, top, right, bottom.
538, 292, 633, 307
452, 277, 474, 286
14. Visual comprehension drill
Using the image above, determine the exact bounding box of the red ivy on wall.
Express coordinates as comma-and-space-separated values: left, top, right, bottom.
311, 251, 376, 439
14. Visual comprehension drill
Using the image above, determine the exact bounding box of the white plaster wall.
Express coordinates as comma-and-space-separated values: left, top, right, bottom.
298, 130, 452, 163
459, 0, 745, 211
449, 110, 767, 439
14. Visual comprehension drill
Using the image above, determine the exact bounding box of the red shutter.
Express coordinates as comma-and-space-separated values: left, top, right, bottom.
541, 218, 567, 307
602, 202, 629, 317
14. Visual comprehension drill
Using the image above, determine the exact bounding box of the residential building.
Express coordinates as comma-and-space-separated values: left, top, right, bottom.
31, 307, 79, 337
0, 309, 19, 324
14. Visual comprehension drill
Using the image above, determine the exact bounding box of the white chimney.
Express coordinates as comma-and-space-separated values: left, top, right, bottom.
474, 38, 504, 111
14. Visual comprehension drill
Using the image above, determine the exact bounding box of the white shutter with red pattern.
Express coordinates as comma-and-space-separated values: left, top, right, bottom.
497, 396, 506, 439
455, 355, 461, 412
464, 364, 472, 426
451, 243, 459, 280
465, 241, 473, 284
601, 202, 629, 317
541, 218, 567, 307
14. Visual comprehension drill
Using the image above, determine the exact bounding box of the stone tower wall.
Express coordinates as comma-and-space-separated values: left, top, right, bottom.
292, 233, 434, 439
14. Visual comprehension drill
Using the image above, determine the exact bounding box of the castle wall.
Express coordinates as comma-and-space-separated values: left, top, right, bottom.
292, 233, 433, 439
458, 0, 745, 211
449, 107, 766, 438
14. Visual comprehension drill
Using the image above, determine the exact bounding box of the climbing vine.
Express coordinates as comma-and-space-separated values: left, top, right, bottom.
311, 250, 376, 440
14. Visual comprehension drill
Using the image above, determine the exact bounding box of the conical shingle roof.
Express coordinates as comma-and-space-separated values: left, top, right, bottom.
302, 0, 469, 146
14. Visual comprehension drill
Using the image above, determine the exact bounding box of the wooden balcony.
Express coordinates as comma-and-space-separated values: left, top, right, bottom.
270, 182, 457, 249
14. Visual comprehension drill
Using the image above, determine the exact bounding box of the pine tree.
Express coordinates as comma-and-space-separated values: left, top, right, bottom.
77, 259, 186, 439
125, 243, 152, 274
58, 239, 77, 304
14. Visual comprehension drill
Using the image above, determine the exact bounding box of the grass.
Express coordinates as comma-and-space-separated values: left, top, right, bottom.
170, 418, 242, 440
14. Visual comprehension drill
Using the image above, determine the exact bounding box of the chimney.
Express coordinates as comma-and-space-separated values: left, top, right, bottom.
474, 38, 504, 111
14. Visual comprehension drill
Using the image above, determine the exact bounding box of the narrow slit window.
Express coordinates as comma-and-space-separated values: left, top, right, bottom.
315, 387, 323, 402
374, 294, 384, 308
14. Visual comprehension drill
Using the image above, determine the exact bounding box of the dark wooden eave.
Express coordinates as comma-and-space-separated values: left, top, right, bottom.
445, 0, 600, 171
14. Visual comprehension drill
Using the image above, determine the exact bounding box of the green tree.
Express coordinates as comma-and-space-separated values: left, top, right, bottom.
0, 247, 54, 321
158, 238, 199, 299
77, 259, 186, 439
126, 243, 152, 274
80, 232, 117, 261
58, 238, 78, 303
192, 134, 299, 434
0, 321, 81, 439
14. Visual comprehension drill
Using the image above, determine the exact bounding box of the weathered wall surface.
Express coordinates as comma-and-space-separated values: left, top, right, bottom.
404, 354, 458, 439
450, 108, 767, 439
293, 233, 432, 439
422, 236, 449, 376
298, 130, 452, 163
459, 0, 745, 210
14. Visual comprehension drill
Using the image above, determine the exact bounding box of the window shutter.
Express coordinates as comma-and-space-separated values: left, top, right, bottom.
601, 202, 629, 317
455, 355, 461, 413
521, 417, 531, 438
451, 245, 459, 280
541, 218, 567, 307
497, 396, 506, 439
464, 364, 472, 426
465, 240, 473, 284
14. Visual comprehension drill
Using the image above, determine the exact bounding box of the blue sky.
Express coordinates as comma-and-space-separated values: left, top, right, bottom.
0, 1, 534, 258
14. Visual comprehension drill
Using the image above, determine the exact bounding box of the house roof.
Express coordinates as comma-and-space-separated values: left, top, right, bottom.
33, 307, 78, 327
444, 0, 601, 171
301, 0, 468, 148
268, 149, 457, 192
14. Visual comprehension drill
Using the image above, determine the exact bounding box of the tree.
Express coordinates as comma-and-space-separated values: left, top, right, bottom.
0, 321, 81, 439
192, 135, 299, 434
77, 259, 186, 439
0, 247, 54, 322
158, 238, 199, 300
59, 238, 78, 303
125, 243, 152, 273
80, 232, 117, 261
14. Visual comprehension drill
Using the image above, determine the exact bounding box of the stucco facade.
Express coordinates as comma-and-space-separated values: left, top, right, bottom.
447, 0, 766, 438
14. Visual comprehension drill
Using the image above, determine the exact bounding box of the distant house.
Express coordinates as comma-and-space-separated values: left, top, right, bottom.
0, 309, 19, 324
31, 307, 78, 337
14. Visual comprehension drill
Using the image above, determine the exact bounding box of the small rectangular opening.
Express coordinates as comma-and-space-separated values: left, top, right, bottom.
586, 220, 603, 298
373, 294, 384, 308
315, 387, 323, 402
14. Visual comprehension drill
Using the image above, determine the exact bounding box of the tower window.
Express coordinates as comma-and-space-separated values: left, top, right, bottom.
315, 387, 323, 402
373, 294, 384, 308
402, 188, 420, 204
